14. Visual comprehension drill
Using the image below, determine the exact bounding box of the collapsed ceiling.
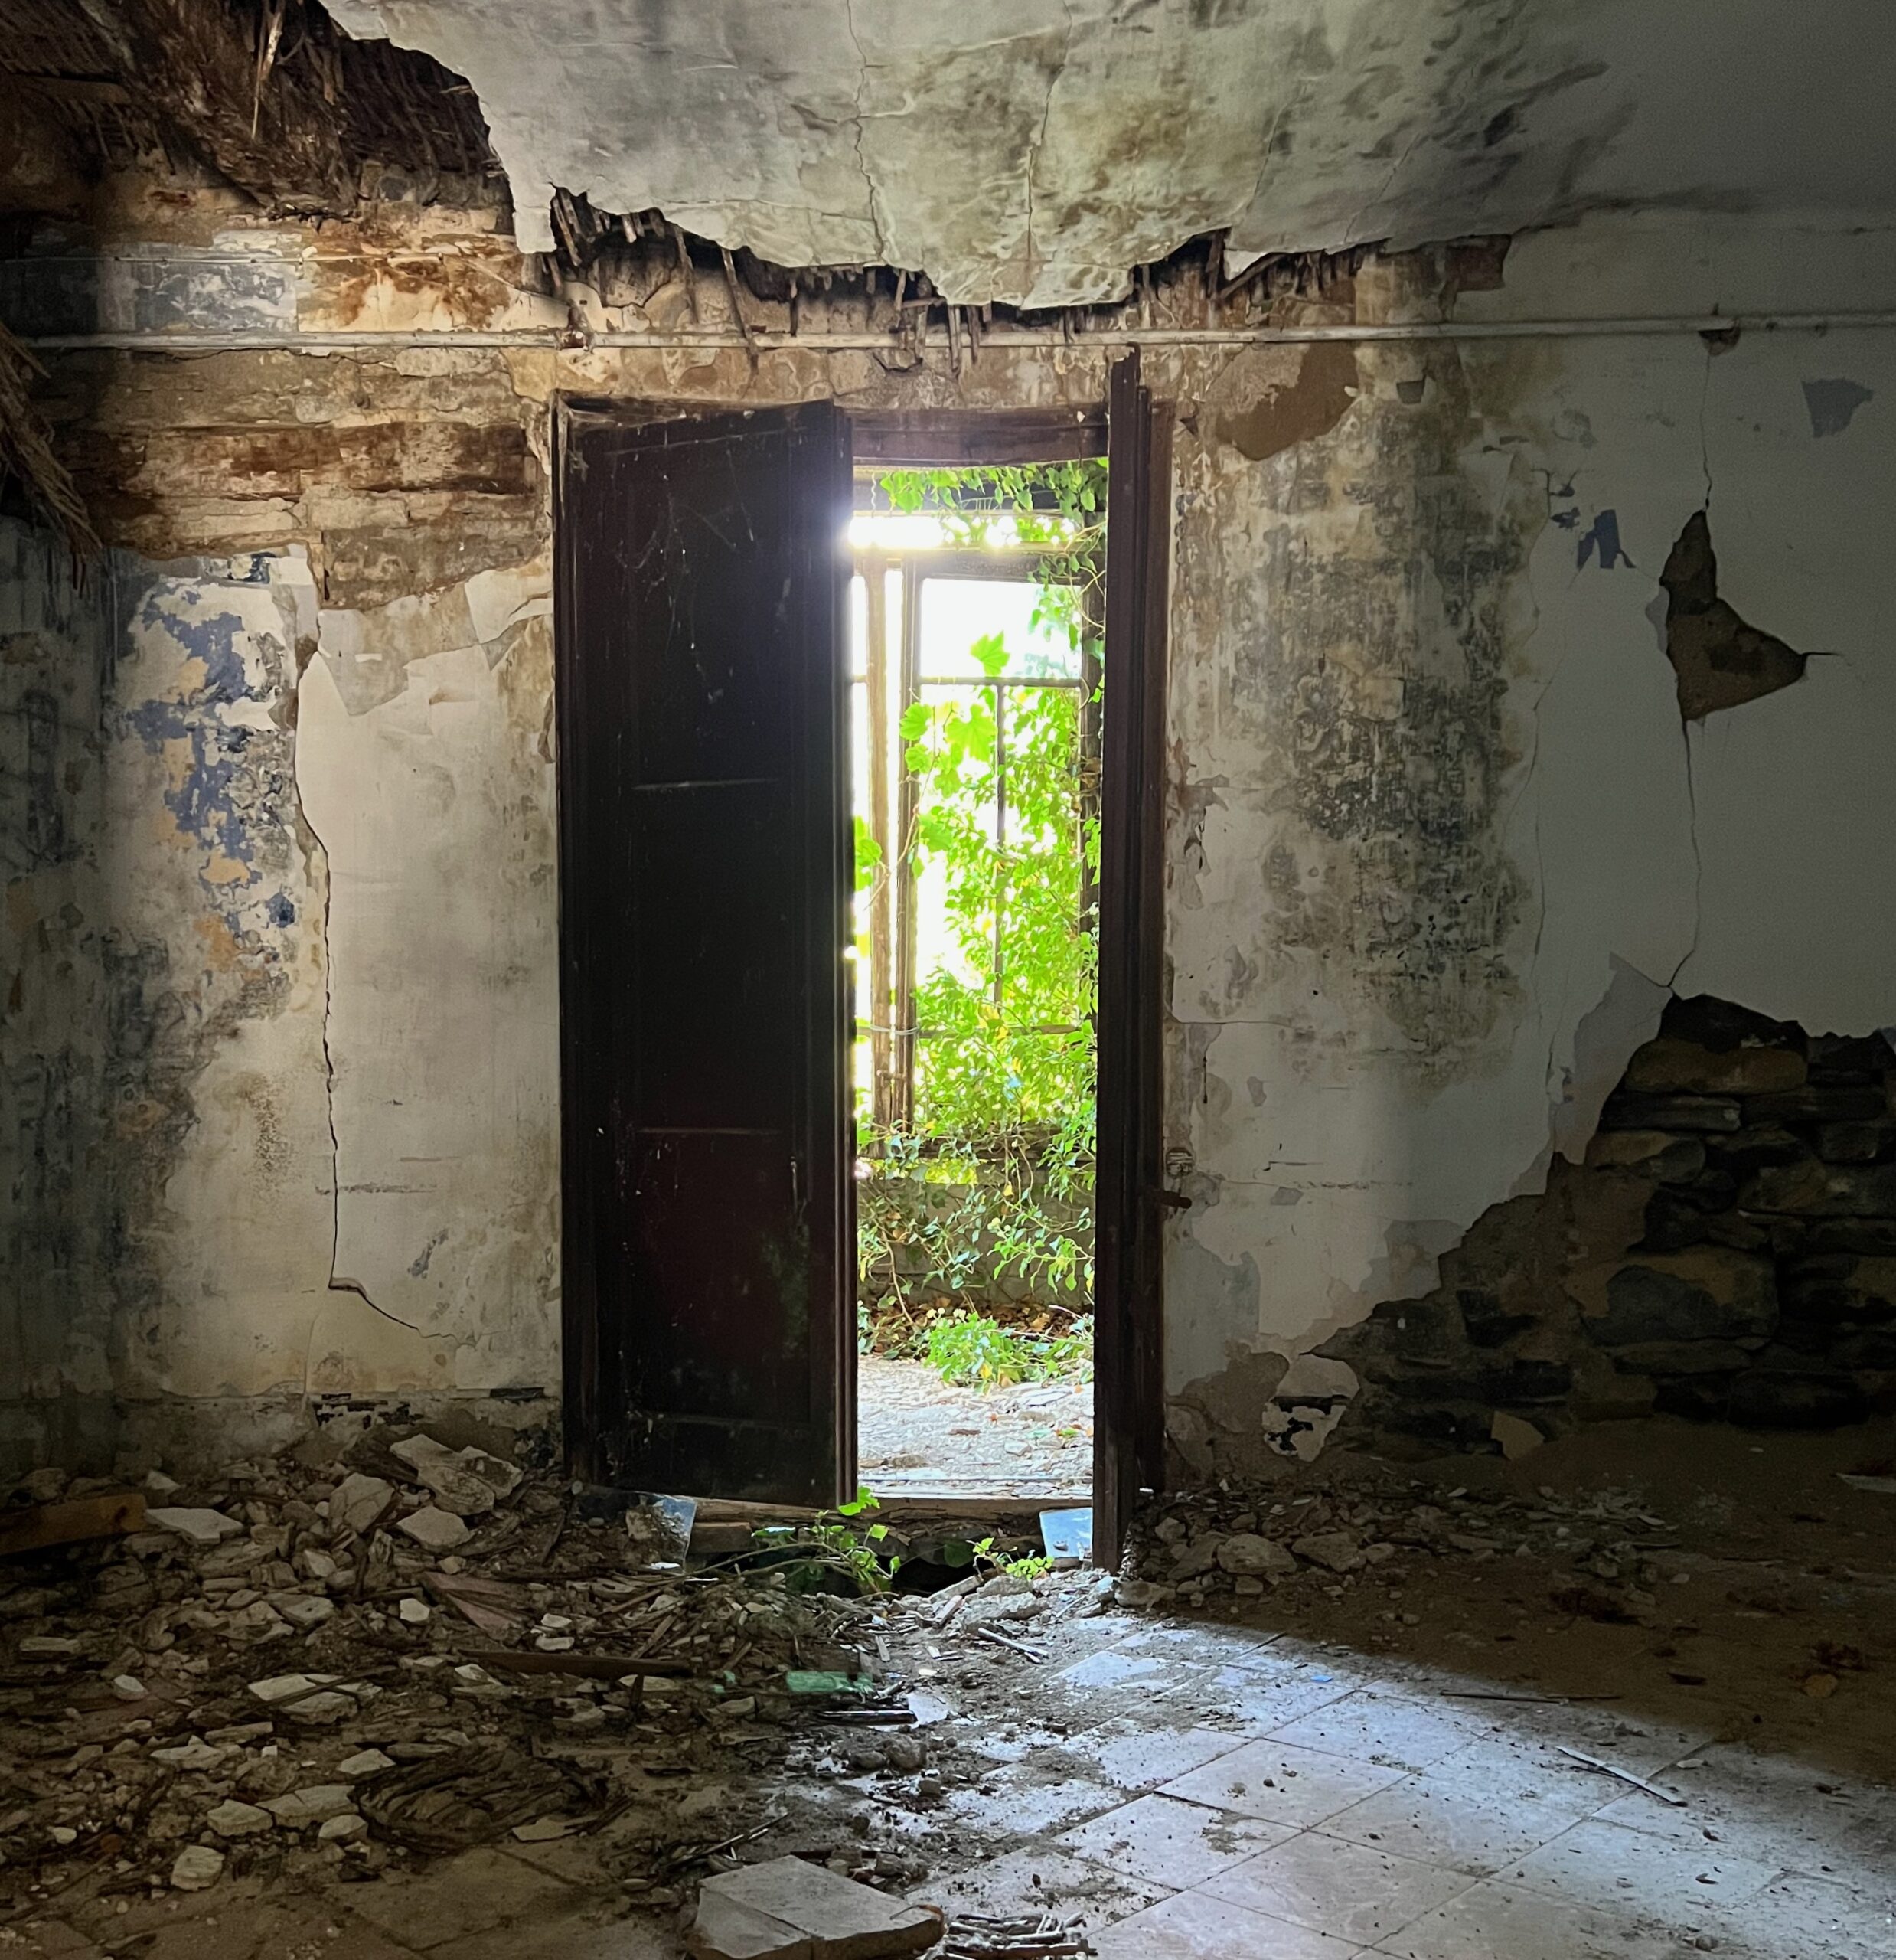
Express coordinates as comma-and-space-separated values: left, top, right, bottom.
325, 0, 1896, 307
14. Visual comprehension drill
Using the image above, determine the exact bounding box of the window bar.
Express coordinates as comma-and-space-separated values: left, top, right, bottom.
891, 564, 923, 1132
863, 550, 894, 1137
992, 675, 1007, 1011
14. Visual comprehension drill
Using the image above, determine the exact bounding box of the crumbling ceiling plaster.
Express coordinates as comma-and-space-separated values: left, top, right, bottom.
326, 0, 1896, 305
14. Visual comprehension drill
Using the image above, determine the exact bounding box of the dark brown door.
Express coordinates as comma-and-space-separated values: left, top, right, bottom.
555, 403, 856, 1504
1095, 354, 1171, 1566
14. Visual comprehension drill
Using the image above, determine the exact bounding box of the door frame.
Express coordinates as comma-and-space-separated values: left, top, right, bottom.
552, 382, 1170, 1561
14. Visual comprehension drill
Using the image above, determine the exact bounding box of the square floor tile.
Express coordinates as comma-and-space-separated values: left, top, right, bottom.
1321, 1774, 1590, 1877
940, 1772, 1123, 1840
921, 1846, 1170, 1931
1495, 1817, 1783, 1928
1058, 1793, 1297, 1890
1213, 1665, 1361, 1736
1056, 1648, 1169, 1690
1695, 1872, 1896, 1960
1082, 1723, 1246, 1792
1096, 1888, 1366, 1959
1371, 1878, 1688, 1960
337, 1846, 576, 1951
1161, 1740, 1409, 1827
1200, 1829, 1473, 1945
1265, 1691, 1478, 1772
430, 1896, 675, 1960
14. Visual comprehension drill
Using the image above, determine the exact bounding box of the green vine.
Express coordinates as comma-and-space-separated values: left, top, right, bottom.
857, 462, 1105, 1374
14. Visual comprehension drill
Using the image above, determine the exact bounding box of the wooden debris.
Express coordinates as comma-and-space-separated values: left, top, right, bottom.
971, 1626, 1045, 1664
720, 245, 760, 358
462, 1647, 692, 1681
945, 1913, 1092, 1958
0, 1491, 143, 1559
423, 1570, 528, 1638
1555, 1745, 1687, 1807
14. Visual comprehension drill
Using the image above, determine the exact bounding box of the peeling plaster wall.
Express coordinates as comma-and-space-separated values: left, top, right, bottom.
326, 0, 1896, 304
8, 188, 1896, 1475
1164, 219, 1896, 1471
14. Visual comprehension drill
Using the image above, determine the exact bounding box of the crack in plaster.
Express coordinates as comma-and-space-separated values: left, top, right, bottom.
299, 784, 421, 1341
840, 0, 889, 264
1019, 0, 1075, 296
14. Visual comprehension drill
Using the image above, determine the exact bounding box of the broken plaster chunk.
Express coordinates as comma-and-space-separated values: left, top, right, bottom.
170, 1844, 226, 1891
1215, 1532, 1297, 1578
318, 1811, 368, 1843
338, 1748, 395, 1779
152, 1737, 229, 1771
147, 1508, 245, 1547
689, 1854, 941, 1959
397, 1505, 473, 1553
390, 1435, 521, 1514
1490, 1412, 1546, 1460
397, 1596, 432, 1625
1291, 1531, 1365, 1574
266, 1785, 355, 1825
330, 1474, 395, 1537
276, 1593, 335, 1630
205, 1799, 274, 1838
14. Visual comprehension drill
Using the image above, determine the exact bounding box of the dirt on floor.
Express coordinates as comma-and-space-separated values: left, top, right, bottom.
857, 1355, 1092, 1497
2, 1415, 1891, 1959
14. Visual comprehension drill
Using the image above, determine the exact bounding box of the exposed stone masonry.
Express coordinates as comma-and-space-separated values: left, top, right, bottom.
1317, 995, 1896, 1457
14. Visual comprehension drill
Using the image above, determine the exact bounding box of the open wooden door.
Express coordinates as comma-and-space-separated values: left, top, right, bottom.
555, 403, 856, 1505
1095, 354, 1171, 1567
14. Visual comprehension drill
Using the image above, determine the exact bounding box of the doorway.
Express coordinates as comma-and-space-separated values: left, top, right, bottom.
847, 458, 1103, 1501
553, 368, 1169, 1564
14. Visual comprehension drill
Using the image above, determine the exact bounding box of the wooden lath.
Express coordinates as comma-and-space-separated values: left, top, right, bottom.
0, 319, 97, 562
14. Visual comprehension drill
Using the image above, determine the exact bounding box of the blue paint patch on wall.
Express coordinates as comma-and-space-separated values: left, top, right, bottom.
122, 593, 268, 896
1576, 508, 1633, 570
266, 893, 296, 927
1803, 377, 1874, 437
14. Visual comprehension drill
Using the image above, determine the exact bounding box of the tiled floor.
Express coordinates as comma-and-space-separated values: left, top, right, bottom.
922, 1616, 1896, 1960
18, 1614, 1893, 1959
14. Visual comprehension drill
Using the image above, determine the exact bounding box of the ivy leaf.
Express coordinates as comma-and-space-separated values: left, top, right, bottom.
916, 808, 956, 852
899, 701, 932, 741
971, 632, 1009, 678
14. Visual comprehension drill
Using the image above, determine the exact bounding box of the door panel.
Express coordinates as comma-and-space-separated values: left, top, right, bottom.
1095, 354, 1171, 1568
556, 403, 855, 1504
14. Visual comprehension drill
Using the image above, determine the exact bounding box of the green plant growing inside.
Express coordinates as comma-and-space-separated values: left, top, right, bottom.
752, 1486, 899, 1595
857, 462, 1105, 1387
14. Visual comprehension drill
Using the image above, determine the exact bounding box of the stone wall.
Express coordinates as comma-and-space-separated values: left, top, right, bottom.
1310, 995, 1896, 1462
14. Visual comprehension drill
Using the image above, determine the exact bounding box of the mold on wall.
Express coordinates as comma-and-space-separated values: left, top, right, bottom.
8, 188, 1896, 1478
1162, 229, 1896, 1478
325, 0, 1896, 300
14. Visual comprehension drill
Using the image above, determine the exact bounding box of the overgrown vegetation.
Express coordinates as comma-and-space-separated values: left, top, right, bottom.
925, 1308, 1095, 1388
752, 1487, 899, 1595
856, 463, 1105, 1387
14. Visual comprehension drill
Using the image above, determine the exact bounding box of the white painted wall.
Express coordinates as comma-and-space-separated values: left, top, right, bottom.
1160, 215, 1896, 1454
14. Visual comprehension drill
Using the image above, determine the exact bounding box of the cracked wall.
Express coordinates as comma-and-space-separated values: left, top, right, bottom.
325, 0, 1896, 304
8, 186, 1896, 1475
1164, 218, 1896, 1475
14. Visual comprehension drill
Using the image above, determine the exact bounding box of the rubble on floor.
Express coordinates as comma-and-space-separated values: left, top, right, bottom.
4, 1422, 1892, 1958
0, 1432, 919, 1930
1118, 1473, 1686, 1628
